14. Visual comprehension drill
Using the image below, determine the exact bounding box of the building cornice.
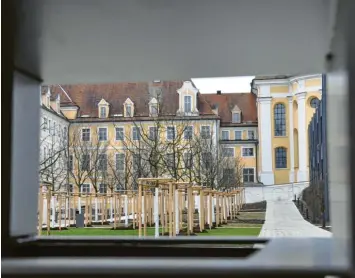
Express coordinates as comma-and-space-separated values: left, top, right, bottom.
254, 74, 322, 86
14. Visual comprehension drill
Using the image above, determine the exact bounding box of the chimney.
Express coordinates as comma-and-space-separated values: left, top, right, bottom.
217, 90, 222, 95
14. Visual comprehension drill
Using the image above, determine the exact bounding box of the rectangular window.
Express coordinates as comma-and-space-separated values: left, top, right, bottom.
53, 122, 56, 135
116, 153, 125, 171
222, 130, 229, 140
149, 126, 158, 140
242, 147, 254, 157
63, 126, 67, 139
201, 126, 211, 139
235, 130, 242, 140
183, 153, 193, 169
184, 126, 193, 140
133, 153, 140, 172
166, 153, 174, 168
100, 106, 106, 118
132, 127, 140, 140
48, 119, 52, 134
248, 130, 255, 139
232, 112, 241, 123
126, 105, 132, 117
243, 168, 255, 183
150, 103, 158, 116
82, 128, 90, 141
81, 154, 90, 171
43, 118, 48, 130
167, 126, 175, 140
222, 147, 234, 157
68, 184, 74, 193
98, 154, 107, 171
98, 127, 107, 141
69, 155, 73, 171
223, 169, 235, 185
81, 184, 91, 193
99, 184, 107, 194
202, 152, 212, 169
184, 95, 192, 113
115, 127, 124, 141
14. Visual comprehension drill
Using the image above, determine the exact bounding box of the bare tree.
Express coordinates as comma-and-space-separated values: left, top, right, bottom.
39, 120, 68, 191
68, 126, 108, 194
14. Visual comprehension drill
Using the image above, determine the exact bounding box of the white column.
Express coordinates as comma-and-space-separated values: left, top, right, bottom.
212, 197, 216, 223
287, 95, 295, 182
95, 198, 98, 222
78, 197, 81, 214
142, 198, 145, 225
124, 195, 128, 226
110, 197, 113, 222
296, 91, 308, 182
207, 196, 210, 225
258, 96, 275, 185
51, 196, 56, 228
43, 198, 48, 225
175, 189, 179, 235
154, 188, 159, 238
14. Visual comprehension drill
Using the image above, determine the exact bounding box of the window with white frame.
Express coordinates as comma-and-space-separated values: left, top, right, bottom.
53, 122, 56, 135
69, 155, 73, 171
43, 147, 47, 161
235, 130, 242, 140
243, 168, 255, 183
98, 127, 107, 141
81, 154, 90, 171
167, 126, 175, 140
82, 128, 90, 141
98, 154, 107, 171
150, 103, 158, 116
81, 184, 91, 193
184, 95, 192, 113
63, 126, 67, 139
184, 126, 193, 140
201, 126, 211, 139
248, 130, 255, 139
99, 184, 107, 194
68, 184, 74, 193
48, 119, 52, 134
132, 153, 140, 172
222, 147, 234, 157
100, 106, 107, 118
232, 112, 241, 123
149, 126, 158, 140
132, 127, 140, 140
116, 153, 125, 171
242, 147, 254, 157
183, 152, 193, 169
115, 127, 124, 141
202, 152, 212, 169
222, 130, 229, 140
166, 153, 174, 168
43, 117, 48, 131
126, 104, 132, 117
223, 168, 235, 185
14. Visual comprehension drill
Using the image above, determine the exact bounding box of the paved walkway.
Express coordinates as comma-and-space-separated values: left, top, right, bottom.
259, 200, 332, 238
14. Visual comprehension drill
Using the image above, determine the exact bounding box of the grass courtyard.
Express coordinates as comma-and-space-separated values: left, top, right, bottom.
46, 226, 261, 236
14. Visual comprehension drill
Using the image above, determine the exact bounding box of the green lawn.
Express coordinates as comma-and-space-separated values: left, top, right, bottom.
45, 227, 260, 237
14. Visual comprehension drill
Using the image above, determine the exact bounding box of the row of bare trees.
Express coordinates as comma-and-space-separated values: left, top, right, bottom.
39, 115, 244, 193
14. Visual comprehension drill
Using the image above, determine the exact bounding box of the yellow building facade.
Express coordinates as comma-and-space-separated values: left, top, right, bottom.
253, 74, 322, 185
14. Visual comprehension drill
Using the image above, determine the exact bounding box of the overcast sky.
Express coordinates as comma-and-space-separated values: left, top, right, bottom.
191, 76, 255, 94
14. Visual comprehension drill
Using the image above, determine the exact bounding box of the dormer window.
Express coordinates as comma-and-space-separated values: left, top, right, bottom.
184, 96, 192, 113
98, 98, 109, 118
149, 98, 159, 117
124, 98, 134, 117
100, 107, 106, 118
232, 112, 241, 123
231, 104, 242, 123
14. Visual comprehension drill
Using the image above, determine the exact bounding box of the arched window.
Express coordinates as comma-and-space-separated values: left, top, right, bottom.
275, 147, 287, 168
310, 97, 320, 108
274, 103, 286, 136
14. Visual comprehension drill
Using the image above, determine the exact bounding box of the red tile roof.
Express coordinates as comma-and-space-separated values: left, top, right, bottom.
48, 82, 257, 124
200, 93, 257, 126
